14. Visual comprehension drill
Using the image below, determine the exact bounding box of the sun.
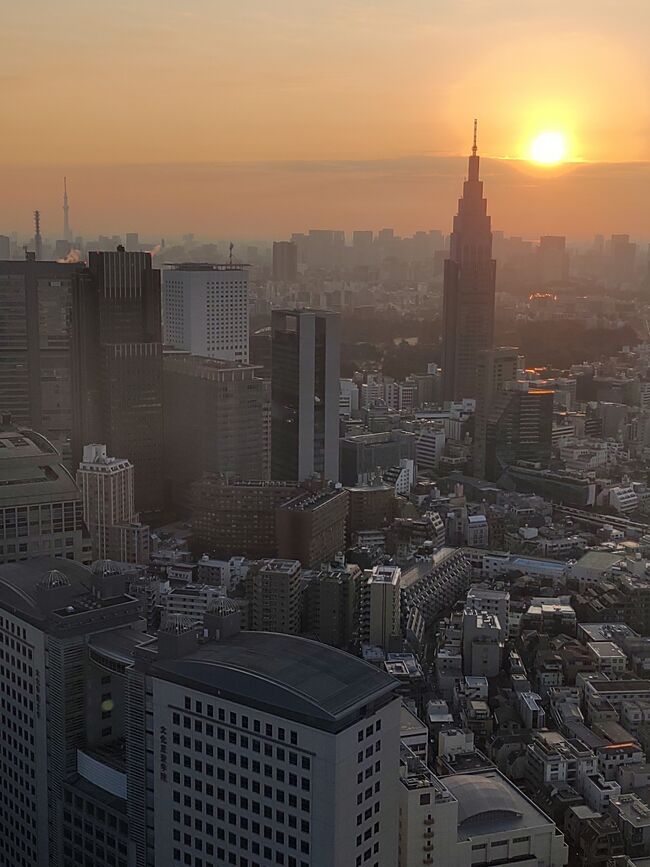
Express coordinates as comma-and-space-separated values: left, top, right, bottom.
529, 131, 567, 165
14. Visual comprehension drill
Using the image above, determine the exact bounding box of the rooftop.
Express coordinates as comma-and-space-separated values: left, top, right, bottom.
444, 770, 553, 839
0, 424, 80, 505
149, 631, 398, 732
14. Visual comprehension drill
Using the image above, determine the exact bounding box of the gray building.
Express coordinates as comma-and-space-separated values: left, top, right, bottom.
0, 557, 143, 865
340, 429, 417, 487
271, 309, 340, 482
0, 416, 91, 565
129, 608, 401, 867
0, 254, 85, 460
163, 354, 270, 510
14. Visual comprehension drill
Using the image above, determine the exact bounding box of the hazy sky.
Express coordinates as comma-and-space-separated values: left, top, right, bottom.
2, 0, 649, 238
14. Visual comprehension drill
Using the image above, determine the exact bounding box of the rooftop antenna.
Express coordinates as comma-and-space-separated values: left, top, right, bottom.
34, 210, 42, 261
228, 242, 234, 266
472, 118, 478, 156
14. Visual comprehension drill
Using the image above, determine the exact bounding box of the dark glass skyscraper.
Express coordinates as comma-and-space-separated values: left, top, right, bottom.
484, 384, 554, 482
271, 308, 340, 482
0, 253, 84, 460
442, 122, 496, 402
72, 250, 164, 514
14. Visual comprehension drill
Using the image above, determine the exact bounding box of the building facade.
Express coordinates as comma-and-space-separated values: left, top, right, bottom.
0, 417, 91, 564
72, 250, 164, 514
271, 309, 340, 482
76, 443, 149, 563
442, 125, 497, 402
163, 354, 269, 509
163, 262, 249, 363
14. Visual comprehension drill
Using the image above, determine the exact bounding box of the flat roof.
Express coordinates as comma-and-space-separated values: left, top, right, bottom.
150, 631, 398, 732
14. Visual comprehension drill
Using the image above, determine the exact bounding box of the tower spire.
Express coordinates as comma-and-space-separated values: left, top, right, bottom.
472, 118, 478, 156
63, 176, 71, 242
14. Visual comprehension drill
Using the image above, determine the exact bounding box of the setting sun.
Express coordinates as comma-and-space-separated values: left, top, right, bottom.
529, 131, 568, 165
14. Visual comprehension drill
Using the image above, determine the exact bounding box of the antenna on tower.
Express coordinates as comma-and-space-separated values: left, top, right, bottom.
63, 176, 71, 242
34, 210, 42, 261
229, 242, 234, 266
472, 118, 478, 156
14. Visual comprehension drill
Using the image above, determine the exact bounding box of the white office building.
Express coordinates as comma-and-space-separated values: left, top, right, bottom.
163, 262, 249, 363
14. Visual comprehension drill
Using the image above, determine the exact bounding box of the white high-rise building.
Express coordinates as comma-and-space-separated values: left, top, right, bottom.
163, 262, 249, 363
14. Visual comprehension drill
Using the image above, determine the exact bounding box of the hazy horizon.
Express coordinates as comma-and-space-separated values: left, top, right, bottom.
2, 0, 649, 238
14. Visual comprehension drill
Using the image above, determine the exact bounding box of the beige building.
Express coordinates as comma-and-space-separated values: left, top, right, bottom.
76, 443, 149, 563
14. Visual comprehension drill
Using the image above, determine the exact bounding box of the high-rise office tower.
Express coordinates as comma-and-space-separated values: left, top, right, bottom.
0, 254, 85, 458
0, 559, 401, 867
483, 382, 554, 482
538, 235, 567, 284
0, 415, 91, 564
163, 354, 269, 509
474, 347, 521, 479
245, 557, 303, 633
271, 308, 340, 482
163, 262, 249, 363
441, 121, 496, 402
63, 176, 72, 242
272, 241, 298, 281
72, 249, 164, 514
76, 443, 150, 563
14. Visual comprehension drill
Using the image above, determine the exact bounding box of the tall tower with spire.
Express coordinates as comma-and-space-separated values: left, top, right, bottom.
441, 120, 496, 402
63, 176, 71, 242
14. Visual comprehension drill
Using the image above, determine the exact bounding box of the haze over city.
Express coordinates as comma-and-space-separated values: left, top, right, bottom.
2, 0, 649, 237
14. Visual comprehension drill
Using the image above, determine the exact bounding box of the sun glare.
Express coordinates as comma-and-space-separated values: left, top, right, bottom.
529, 131, 567, 165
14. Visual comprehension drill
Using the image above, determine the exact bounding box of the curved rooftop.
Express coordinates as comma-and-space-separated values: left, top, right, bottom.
443, 770, 552, 839
150, 631, 397, 733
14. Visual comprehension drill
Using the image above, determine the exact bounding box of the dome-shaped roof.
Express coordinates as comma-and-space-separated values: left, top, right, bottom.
160, 613, 200, 635
91, 559, 124, 576
207, 596, 239, 616
37, 568, 71, 590
444, 774, 522, 826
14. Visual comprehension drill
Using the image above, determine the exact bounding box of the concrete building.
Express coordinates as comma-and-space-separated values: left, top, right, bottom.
163, 261, 249, 363
465, 585, 510, 638
587, 641, 628, 677
415, 423, 446, 473
301, 563, 361, 648
0, 417, 91, 564
158, 583, 229, 626
163, 354, 269, 508
360, 565, 402, 651
398, 750, 568, 867
0, 557, 143, 865
474, 347, 520, 479
271, 308, 340, 482
275, 487, 349, 568
340, 430, 417, 487
272, 240, 298, 281
462, 609, 503, 678
72, 250, 164, 514
245, 558, 303, 634
191, 476, 303, 560
77, 443, 149, 563
400, 547, 471, 629
0, 255, 85, 460
131, 613, 401, 867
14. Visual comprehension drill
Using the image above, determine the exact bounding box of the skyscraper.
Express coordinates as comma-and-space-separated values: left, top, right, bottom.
163, 261, 249, 364
76, 443, 150, 563
271, 308, 340, 482
71, 249, 164, 514
441, 121, 496, 402
474, 347, 521, 479
0, 254, 85, 458
163, 354, 269, 509
272, 240, 298, 281
538, 235, 568, 284
483, 382, 554, 482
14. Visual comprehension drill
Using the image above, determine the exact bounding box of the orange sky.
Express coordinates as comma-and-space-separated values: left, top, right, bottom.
1, 0, 648, 238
